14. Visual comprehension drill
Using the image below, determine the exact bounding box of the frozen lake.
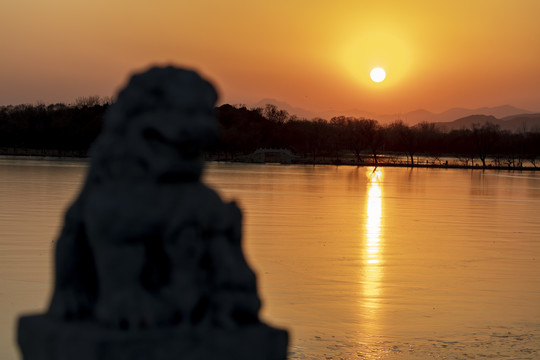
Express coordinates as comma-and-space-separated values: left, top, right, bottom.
1, 157, 539, 359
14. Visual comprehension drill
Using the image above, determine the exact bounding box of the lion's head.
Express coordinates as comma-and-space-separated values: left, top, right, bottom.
90, 66, 219, 182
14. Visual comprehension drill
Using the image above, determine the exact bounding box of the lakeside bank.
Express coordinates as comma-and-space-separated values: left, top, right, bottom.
2, 148, 539, 171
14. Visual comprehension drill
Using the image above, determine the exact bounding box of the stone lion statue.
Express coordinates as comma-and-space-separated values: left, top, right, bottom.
48, 66, 261, 330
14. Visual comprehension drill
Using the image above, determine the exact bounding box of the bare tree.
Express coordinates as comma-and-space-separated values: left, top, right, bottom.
75, 95, 108, 108
387, 120, 418, 165
359, 119, 384, 164
263, 104, 289, 124
345, 118, 366, 165
472, 122, 501, 168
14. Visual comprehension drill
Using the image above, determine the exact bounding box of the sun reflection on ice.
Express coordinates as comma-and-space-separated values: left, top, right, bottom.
362, 167, 384, 328
366, 169, 382, 265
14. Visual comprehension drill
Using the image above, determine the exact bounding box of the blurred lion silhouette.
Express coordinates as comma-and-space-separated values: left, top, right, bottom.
48, 66, 261, 330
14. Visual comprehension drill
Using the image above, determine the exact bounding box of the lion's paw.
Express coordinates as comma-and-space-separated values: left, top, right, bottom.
95, 290, 174, 329
48, 288, 94, 319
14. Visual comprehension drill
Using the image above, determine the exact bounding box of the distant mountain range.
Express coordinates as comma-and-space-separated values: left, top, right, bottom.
435, 113, 540, 133
251, 99, 540, 132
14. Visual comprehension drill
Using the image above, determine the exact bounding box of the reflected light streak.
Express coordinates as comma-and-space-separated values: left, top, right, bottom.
362, 167, 384, 318
366, 183, 382, 265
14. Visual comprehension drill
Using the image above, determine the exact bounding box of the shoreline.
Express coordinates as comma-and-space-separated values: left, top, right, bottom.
1, 149, 539, 171
206, 153, 540, 171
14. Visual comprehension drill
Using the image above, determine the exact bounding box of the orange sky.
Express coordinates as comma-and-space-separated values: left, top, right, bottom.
1, 0, 539, 114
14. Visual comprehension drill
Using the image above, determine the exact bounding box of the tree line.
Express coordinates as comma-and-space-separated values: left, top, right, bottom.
1, 100, 539, 168
0, 97, 109, 155
216, 104, 540, 168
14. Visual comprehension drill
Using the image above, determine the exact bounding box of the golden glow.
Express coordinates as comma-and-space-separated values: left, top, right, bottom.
370, 67, 386, 83
2, 1, 539, 112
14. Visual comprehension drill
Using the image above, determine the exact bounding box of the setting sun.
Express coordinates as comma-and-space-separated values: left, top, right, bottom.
370, 67, 386, 83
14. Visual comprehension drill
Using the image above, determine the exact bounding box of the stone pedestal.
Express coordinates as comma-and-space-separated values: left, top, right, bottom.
19, 315, 288, 360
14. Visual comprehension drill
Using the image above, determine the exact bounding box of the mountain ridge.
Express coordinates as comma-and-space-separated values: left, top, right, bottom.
436, 113, 540, 132
249, 99, 536, 127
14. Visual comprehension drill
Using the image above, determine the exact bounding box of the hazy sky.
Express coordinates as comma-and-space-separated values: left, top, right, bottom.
2, 0, 539, 114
